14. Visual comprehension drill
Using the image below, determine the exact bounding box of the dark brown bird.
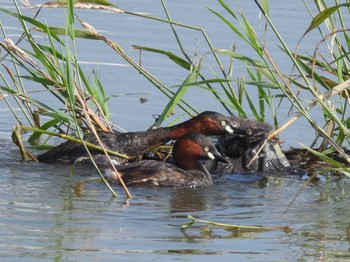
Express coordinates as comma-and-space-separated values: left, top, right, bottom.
37, 111, 245, 165
205, 116, 299, 174
104, 132, 229, 187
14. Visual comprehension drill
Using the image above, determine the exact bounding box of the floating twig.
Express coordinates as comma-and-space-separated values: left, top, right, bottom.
182, 215, 292, 235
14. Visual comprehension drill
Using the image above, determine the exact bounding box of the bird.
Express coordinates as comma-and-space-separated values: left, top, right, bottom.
37, 111, 245, 165
205, 116, 299, 174
104, 132, 229, 187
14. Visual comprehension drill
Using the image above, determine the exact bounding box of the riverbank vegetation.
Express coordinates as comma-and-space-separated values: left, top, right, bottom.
0, 0, 349, 197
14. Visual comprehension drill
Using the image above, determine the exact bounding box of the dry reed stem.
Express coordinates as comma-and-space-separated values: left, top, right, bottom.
304, 119, 335, 167
11, 126, 37, 161
3, 39, 62, 93
268, 79, 350, 140
0, 94, 9, 100
21, 0, 124, 13
5, 38, 37, 68
75, 89, 132, 199
4, 37, 111, 131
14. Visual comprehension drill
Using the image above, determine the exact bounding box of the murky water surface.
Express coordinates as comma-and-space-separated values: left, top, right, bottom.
1, 0, 350, 261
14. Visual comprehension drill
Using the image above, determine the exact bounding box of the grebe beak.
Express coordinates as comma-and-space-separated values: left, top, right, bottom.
224, 120, 247, 135
207, 150, 230, 164
229, 123, 248, 135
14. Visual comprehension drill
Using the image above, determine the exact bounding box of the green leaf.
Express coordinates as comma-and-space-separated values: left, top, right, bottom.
28, 119, 61, 143
239, 9, 263, 56
341, 171, 350, 178
235, 80, 280, 89
244, 88, 260, 120
208, 7, 246, 41
0, 86, 19, 95
221, 86, 247, 117
93, 77, 110, 119
217, 0, 238, 20
299, 143, 347, 168
67, 0, 74, 28
155, 67, 200, 127
215, 50, 267, 68
132, 45, 191, 70
35, 27, 98, 40
303, 3, 350, 37
20, 75, 57, 86
175, 78, 231, 87
32, 98, 75, 123
181, 221, 195, 229
259, 0, 269, 16
0, 8, 61, 42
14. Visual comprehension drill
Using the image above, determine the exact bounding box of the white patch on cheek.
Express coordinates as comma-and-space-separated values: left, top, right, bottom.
207, 152, 215, 160
225, 125, 234, 134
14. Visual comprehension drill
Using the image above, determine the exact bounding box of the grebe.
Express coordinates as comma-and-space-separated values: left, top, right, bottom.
206, 116, 297, 174
37, 111, 245, 165
104, 132, 229, 187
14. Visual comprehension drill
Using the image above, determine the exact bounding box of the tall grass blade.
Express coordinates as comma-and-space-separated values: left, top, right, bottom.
156, 67, 200, 126
302, 3, 350, 37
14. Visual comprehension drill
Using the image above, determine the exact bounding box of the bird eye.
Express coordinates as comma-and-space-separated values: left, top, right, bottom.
221, 120, 227, 126
204, 146, 209, 152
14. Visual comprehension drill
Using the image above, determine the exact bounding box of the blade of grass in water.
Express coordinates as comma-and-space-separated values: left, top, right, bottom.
155, 67, 201, 127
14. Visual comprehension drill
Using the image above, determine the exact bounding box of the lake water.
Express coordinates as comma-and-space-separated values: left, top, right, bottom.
1, 0, 350, 261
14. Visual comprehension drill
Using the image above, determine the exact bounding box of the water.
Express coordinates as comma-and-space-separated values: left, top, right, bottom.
1, 159, 350, 261
1, 0, 350, 261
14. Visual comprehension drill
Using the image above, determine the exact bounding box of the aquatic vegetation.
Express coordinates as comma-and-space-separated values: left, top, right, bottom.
181, 215, 292, 239
0, 0, 349, 198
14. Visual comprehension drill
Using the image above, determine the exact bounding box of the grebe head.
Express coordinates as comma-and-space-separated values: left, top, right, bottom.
229, 116, 273, 137
173, 132, 229, 170
185, 111, 247, 136
216, 116, 273, 158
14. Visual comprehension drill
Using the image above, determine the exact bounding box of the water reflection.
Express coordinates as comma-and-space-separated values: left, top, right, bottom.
1, 156, 350, 261
169, 188, 214, 213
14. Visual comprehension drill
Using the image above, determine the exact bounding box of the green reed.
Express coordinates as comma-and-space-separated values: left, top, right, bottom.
0, 0, 349, 191
0, 0, 130, 197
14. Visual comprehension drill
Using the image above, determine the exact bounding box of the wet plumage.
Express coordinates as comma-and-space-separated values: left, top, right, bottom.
206, 116, 300, 174
104, 132, 229, 187
37, 111, 244, 165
